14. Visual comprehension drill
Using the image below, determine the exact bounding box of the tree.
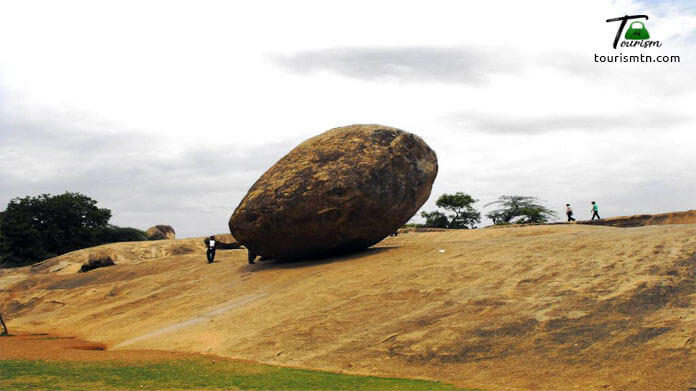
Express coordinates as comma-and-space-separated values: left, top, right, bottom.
435, 193, 481, 229
485, 195, 557, 224
95, 225, 149, 243
0, 192, 147, 267
420, 211, 449, 228
419, 192, 481, 229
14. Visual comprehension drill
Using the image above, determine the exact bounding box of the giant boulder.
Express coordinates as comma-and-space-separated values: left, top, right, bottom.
228, 124, 438, 260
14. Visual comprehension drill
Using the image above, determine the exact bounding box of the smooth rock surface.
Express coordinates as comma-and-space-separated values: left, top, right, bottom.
229, 124, 438, 260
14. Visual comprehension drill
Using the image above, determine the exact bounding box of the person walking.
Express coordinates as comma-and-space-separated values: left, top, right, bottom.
591, 201, 601, 220
207, 235, 216, 263
566, 204, 576, 222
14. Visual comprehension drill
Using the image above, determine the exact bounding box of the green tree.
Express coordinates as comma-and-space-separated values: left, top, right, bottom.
0, 192, 147, 267
485, 195, 557, 224
95, 225, 150, 243
420, 211, 449, 228
419, 192, 481, 229
435, 192, 481, 228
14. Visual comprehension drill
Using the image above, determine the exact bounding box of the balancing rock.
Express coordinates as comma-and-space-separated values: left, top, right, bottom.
228, 124, 438, 260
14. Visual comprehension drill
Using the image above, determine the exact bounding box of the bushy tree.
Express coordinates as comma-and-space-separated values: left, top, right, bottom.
95, 225, 150, 243
0, 192, 147, 267
485, 195, 557, 224
419, 192, 481, 229
436, 192, 481, 228
420, 211, 449, 228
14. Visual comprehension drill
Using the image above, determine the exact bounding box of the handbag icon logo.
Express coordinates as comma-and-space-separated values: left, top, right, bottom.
625, 21, 650, 40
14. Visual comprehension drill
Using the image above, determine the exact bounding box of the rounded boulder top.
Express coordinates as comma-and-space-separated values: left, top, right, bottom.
228, 124, 438, 260
146, 225, 176, 240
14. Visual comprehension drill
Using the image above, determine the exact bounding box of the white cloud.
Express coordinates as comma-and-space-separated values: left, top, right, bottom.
273, 46, 521, 84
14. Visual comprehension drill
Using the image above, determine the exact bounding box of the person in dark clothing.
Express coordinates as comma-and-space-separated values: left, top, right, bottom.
566, 204, 576, 222
591, 201, 601, 220
207, 235, 216, 263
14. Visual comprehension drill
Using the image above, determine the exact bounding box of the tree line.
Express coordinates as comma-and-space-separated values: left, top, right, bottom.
0, 192, 149, 268
0, 191, 559, 267
415, 193, 557, 229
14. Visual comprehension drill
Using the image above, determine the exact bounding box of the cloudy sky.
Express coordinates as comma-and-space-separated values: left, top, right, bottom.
1, 0, 695, 238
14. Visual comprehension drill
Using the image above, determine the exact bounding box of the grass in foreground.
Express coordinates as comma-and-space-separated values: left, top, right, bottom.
0, 359, 480, 391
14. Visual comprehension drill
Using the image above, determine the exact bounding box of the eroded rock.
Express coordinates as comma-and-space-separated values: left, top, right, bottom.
146, 225, 176, 240
229, 124, 438, 260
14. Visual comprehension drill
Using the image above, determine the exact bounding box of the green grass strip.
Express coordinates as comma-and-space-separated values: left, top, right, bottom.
0, 359, 480, 391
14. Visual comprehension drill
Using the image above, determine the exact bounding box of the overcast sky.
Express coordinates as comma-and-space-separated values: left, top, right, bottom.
1, 0, 695, 238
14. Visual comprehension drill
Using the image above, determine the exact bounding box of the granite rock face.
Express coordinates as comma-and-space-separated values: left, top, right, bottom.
146, 225, 176, 240
228, 124, 438, 260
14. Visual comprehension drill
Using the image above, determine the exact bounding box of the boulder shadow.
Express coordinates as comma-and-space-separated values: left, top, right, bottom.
241, 246, 398, 272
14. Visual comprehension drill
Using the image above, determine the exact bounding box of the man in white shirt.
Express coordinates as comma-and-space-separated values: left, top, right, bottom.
207, 236, 216, 263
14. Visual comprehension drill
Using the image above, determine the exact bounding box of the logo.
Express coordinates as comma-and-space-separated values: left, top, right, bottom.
594, 14, 678, 63
606, 15, 662, 49
625, 21, 649, 40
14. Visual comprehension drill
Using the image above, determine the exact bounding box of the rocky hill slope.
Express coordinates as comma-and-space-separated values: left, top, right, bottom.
577, 209, 696, 227
1, 224, 695, 391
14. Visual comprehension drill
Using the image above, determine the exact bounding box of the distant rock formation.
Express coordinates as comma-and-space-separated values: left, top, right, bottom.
229, 124, 438, 260
203, 233, 242, 250
79, 255, 115, 273
577, 209, 696, 228
146, 225, 176, 240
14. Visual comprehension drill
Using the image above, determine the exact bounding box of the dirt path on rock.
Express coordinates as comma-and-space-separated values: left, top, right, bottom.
113, 293, 267, 349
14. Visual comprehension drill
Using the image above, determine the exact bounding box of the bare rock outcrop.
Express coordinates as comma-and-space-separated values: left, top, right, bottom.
229, 124, 438, 260
577, 210, 696, 228
146, 225, 176, 240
